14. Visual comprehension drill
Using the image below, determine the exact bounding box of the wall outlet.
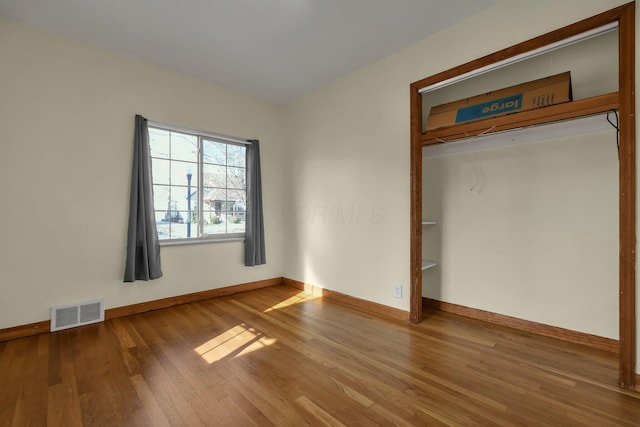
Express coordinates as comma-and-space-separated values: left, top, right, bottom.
393, 284, 402, 299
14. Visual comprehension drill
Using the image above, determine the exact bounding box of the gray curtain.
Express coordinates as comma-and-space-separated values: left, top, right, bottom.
124, 115, 163, 282
244, 139, 266, 266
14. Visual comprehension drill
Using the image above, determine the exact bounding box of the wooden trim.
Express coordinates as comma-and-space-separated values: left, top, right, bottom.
0, 320, 50, 343
283, 277, 410, 322
0, 277, 283, 343
423, 297, 619, 354
410, 84, 423, 324
106, 277, 283, 319
636, 374, 640, 392
617, 1, 636, 390
421, 93, 619, 146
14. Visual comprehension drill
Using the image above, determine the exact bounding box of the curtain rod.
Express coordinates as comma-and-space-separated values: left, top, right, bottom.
419, 22, 618, 95
146, 119, 252, 146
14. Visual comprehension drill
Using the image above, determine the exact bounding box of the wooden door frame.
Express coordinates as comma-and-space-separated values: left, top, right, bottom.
409, 2, 636, 389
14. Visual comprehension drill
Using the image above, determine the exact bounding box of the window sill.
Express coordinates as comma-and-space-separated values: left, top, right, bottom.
159, 237, 245, 247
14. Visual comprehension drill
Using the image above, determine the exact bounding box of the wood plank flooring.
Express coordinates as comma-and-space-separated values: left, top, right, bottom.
1, 285, 639, 426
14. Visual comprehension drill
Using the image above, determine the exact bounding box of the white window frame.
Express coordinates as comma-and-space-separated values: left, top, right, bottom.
148, 121, 250, 246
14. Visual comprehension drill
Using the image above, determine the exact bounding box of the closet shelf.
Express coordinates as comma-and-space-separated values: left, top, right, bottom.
422, 260, 437, 270
421, 92, 619, 146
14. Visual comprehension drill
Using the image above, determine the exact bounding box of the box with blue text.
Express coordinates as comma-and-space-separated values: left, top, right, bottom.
426, 71, 572, 131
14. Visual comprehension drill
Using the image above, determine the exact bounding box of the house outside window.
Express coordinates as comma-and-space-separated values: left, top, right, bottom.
148, 124, 247, 243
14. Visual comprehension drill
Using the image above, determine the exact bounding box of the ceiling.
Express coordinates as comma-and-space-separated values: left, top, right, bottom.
0, 0, 502, 104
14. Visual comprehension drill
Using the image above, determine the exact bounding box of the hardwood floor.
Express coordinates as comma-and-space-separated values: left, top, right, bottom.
1, 285, 639, 426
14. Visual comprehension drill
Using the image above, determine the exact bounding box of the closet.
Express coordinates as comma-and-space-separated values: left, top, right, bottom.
409, 3, 636, 389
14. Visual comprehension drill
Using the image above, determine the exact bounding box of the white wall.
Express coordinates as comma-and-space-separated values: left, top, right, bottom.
423, 130, 618, 338
282, 0, 635, 368
0, 17, 285, 328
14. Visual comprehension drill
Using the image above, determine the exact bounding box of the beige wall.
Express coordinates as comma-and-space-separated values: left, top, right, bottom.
0, 17, 285, 328
423, 130, 618, 338
283, 0, 635, 368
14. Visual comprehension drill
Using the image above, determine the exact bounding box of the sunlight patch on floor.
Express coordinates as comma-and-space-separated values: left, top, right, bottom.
264, 291, 319, 313
194, 323, 277, 364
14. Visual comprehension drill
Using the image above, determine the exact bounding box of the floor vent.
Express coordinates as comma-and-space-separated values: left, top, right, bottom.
51, 299, 104, 332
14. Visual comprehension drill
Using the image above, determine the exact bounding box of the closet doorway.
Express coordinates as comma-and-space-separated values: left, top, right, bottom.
409, 3, 636, 389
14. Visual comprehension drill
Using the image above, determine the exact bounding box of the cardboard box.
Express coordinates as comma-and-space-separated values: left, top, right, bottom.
426, 71, 572, 131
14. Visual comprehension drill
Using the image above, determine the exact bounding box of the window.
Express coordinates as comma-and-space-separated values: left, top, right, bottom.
148, 124, 247, 243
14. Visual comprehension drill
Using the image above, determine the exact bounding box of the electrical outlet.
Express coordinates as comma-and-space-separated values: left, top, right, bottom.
393, 284, 402, 299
